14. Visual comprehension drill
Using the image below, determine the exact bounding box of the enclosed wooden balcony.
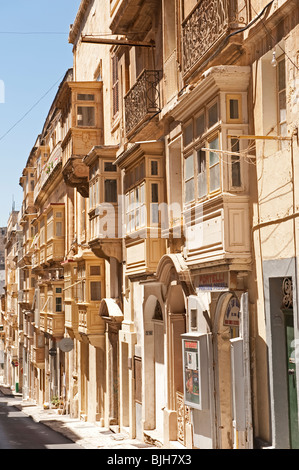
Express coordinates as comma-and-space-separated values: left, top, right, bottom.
124, 69, 162, 139
32, 345, 45, 368
78, 305, 105, 348
83, 145, 122, 262
116, 141, 167, 276
57, 81, 104, 197
32, 331, 45, 368
34, 145, 62, 205
40, 312, 65, 340
182, 0, 247, 79
63, 261, 79, 337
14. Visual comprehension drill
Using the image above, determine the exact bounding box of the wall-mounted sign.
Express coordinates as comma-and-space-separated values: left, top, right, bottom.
58, 338, 74, 353
195, 272, 229, 292
224, 297, 240, 327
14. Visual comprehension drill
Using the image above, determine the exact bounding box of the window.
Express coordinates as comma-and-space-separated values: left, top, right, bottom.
277, 57, 286, 137
47, 215, 53, 241
76, 264, 86, 303
112, 55, 119, 117
230, 138, 241, 188
124, 161, 145, 192
89, 179, 99, 209
195, 113, 205, 138
184, 154, 195, 203
90, 281, 101, 301
77, 106, 95, 126
105, 179, 117, 203
126, 183, 146, 233
81, 198, 86, 235
90, 265, 101, 276
184, 134, 220, 204
151, 183, 159, 224
104, 161, 117, 172
55, 297, 62, 313
77, 93, 95, 101
183, 122, 193, 147
151, 161, 158, 176
55, 289, 63, 313
56, 222, 62, 237
209, 136, 220, 192
40, 219, 45, 245
226, 94, 242, 123
208, 102, 218, 127
197, 149, 207, 198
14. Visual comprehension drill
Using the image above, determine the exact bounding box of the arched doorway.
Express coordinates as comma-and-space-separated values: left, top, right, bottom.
142, 293, 166, 439
154, 254, 193, 445
213, 291, 252, 449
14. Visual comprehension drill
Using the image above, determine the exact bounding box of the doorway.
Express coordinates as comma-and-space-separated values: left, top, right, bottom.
154, 319, 165, 436
284, 308, 299, 448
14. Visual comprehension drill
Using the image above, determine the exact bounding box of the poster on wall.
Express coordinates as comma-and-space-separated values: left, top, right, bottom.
183, 339, 200, 408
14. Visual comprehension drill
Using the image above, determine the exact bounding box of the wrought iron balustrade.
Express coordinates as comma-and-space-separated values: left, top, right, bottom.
124, 69, 162, 135
182, 0, 247, 76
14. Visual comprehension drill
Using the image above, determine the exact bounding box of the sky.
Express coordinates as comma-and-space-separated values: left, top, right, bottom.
0, 0, 82, 226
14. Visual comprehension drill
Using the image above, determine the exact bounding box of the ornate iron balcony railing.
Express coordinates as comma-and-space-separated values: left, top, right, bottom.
182, 0, 246, 76
124, 69, 162, 135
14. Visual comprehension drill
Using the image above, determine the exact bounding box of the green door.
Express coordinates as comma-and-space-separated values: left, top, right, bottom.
284, 310, 299, 448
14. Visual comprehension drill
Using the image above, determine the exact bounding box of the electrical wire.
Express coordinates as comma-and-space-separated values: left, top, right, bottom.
250, 3, 299, 71
0, 31, 68, 35
0, 74, 65, 143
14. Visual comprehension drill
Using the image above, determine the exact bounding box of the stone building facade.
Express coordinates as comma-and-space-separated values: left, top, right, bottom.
1, 0, 299, 449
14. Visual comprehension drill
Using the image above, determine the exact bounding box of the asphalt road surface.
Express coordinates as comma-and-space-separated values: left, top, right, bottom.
0, 391, 82, 449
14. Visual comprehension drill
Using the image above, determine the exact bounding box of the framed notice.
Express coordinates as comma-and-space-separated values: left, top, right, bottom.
182, 334, 209, 410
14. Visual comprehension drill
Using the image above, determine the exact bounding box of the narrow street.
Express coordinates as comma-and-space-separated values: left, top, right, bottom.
0, 390, 82, 449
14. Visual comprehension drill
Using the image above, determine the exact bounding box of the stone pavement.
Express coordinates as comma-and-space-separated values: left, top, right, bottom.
0, 384, 156, 450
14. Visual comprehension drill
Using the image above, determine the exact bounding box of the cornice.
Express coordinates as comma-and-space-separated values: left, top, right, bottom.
69, 0, 92, 45
170, 65, 251, 122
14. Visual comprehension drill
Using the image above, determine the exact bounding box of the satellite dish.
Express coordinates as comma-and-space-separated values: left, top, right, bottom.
58, 338, 74, 353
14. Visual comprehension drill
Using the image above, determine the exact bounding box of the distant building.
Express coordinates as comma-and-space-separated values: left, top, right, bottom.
0, 227, 7, 295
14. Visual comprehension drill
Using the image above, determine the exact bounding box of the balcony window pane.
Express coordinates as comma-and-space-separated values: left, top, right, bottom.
185, 154, 194, 203
104, 162, 117, 172
77, 93, 95, 101
140, 205, 146, 227
185, 179, 194, 202
90, 281, 101, 301
184, 123, 193, 146
197, 149, 207, 198
47, 221, 53, 240
229, 99, 239, 120
56, 222, 62, 237
279, 90, 286, 123
195, 113, 205, 138
278, 58, 286, 91
151, 183, 159, 203
185, 154, 194, 180
90, 266, 101, 276
77, 106, 95, 126
151, 204, 159, 224
231, 138, 241, 187
208, 102, 218, 128
209, 136, 220, 192
209, 136, 219, 166
105, 179, 117, 203
56, 297, 62, 313
210, 165, 220, 192
151, 160, 158, 176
